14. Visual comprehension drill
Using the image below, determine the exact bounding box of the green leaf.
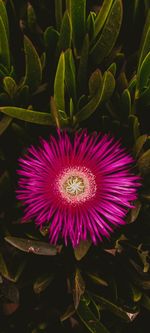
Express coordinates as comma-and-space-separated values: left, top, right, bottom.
5, 236, 62, 256
27, 2, 37, 31
3, 76, 17, 98
77, 296, 110, 333
33, 274, 54, 294
0, 16, 10, 70
65, 49, 76, 103
128, 115, 140, 141
127, 200, 142, 223
0, 115, 12, 135
138, 9, 150, 70
0, 0, 9, 38
86, 12, 95, 41
91, 293, 132, 322
55, 0, 63, 31
94, 0, 114, 38
133, 134, 148, 158
87, 273, 108, 287
137, 149, 150, 175
54, 52, 65, 112
72, 269, 85, 309
90, 0, 123, 65
0, 106, 54, 125
57, 10, 72, 54
70, 0, 86, 52
74, 239, 92, 261
23, 35, 42, 91
76, 70, 115, 122
121, 89, 131, 117
137, 52, 150, 94
77, 34, 89, 96
107, 62, 116, 76
89, 69, 102, 96
44, 26, 59, 50
0, 252, 10, 279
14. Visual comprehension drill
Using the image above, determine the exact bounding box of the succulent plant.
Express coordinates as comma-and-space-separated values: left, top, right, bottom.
0, 1, 150, 332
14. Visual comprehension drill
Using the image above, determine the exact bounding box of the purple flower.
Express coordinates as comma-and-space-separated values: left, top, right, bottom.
17, 131, 140, 247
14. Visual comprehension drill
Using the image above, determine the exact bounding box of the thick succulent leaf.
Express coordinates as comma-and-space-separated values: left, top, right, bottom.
0, 106, 54, 125
74, 239, 92, 261
72, 269, 85, 309
94, 0, 114, 38
91, 293, 133, 322
86, 12, 95, 41
5, 236, 62, 256
44, 26, 60, 50
23, 35, 42, 91
90, 0, 123, 65
77, 34, 89, 96
33, 274, 54, 294
54, 52, 65, 112
0, 0, 9, 38
133, 134, 148, 158
138, 9, 150, 70
77, 296, 110, 333
121, 89, 131, 118
55, 0, 63, 31
107, 62, 117, 76
0, 115, 12, 135
0, 16, 10, 70
128, 115, 140, 141
3, 76, 17, 98
70, 0, 86, 52
65, 48, 77, 103
137, 52, 150, 93
76, 70, 115, 122
138, 149, 150, 175
89, 69, 102, 96
57, 10, 72, 54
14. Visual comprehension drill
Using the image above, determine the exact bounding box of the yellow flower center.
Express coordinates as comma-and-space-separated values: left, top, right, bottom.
63, 175, 85, 196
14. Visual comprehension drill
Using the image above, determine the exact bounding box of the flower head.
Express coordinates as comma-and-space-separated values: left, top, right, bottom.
17, 131, 140, 247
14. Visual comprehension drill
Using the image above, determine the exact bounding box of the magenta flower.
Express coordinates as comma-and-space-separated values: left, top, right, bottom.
17, 131, 140, 247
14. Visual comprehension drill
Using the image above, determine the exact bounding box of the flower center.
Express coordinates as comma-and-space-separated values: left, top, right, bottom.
57, 167, 97, 205
63, 175, 85, 196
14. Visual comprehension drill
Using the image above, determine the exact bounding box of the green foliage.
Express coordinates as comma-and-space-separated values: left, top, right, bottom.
0, 1, 150, 333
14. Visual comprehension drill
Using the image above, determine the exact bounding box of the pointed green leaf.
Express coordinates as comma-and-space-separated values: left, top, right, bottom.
74, 239, 92, 261
72, 269, 85, 310
71, 0, 86, 52
89, 69, 102, 96
44, 26, 60, 50
0, 16, 10, 70
76, 71, 115, 122
54, 52, 65, 112
90, 0, 123, 65
23, 35, 42, 91
0, 115, 12, 135
0, 0, 9, 38
57, 10, 72, 54
0, 106, 54, 125
136, 52, 150, 99
133, 134, 148, 158
5, 236, 62, 256
138, 149, 150, 175
33, 274, 54, 294
94, 0, 114, 38
55, 0, 63, 31
65, 49, 76, 103
138, 9, 150, 70
121, 89, 131, 117
77, 297, 110, 333
86, 12, 95, 41
3, 76, 17, 98
91, 293, 132, 322
128, 115, 140, 141
77, 34, 89, 96
107, 62, 116, 76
